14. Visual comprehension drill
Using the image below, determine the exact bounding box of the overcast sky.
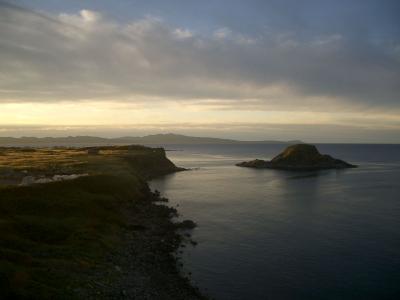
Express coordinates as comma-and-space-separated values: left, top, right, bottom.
1, 0, 399, 142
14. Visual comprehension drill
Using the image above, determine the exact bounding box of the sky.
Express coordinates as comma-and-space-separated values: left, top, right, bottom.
0, 0, 399, 142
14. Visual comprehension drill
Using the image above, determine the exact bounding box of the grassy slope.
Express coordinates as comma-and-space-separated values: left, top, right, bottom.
0, 146, 181, 299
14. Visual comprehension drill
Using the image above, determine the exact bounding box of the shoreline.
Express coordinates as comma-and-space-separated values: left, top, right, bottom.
78, 185, 205, 300
0, 146, 206, 299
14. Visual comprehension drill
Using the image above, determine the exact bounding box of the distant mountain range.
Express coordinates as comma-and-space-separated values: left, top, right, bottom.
0, 134, 302, 147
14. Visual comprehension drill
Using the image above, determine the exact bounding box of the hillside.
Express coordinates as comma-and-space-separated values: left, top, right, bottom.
0, 146, 203, 299
0, 134, 302, 147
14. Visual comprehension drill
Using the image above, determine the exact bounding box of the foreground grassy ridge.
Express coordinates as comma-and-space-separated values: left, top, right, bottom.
0, 146, 178, 182
0, 146, 181, 299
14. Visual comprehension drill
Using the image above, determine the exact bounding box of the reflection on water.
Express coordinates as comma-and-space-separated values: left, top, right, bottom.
151, 144, 400, 300
287, 172, 325, 179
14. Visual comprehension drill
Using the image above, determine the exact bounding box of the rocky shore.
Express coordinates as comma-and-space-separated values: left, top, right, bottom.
78, 188, 205, 300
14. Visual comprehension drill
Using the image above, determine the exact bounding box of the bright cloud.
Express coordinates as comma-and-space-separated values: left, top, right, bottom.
1, 3, 399, 110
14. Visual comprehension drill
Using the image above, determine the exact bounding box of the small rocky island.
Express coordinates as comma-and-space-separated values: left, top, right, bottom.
236, 144, 356, 171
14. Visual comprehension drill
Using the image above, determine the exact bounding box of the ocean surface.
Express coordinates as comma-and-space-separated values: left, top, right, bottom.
150, 144, 400, 300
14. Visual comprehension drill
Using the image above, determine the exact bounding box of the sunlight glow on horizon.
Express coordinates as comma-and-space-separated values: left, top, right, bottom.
2, 101, 400, 128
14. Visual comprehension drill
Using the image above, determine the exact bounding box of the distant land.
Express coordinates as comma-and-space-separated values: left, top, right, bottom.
0, 134, 303, 147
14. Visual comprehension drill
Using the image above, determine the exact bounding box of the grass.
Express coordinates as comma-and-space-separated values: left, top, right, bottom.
0, 146, 178, 299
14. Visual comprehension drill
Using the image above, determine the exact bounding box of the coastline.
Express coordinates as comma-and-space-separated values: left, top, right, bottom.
0, 146, 206, 299
78, 182, 205, 300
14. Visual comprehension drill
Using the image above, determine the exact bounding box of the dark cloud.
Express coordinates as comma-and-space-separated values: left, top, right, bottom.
0, 1, 399, 112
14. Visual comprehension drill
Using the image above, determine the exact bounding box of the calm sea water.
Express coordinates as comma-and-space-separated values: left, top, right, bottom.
150, 144, 400, 300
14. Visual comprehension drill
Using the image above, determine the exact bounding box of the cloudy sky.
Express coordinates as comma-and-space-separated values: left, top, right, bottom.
1, 0, 399, 142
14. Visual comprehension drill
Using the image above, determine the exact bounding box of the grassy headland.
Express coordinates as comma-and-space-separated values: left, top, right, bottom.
0, 146, 203, 299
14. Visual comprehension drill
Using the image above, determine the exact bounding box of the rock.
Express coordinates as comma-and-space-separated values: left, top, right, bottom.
19, 174, 89, 186
176, 220, 197, 229
20, 176, 35, 186
236, 144, 356, 171
236, 159, 268, 169
128, 224, 147, 231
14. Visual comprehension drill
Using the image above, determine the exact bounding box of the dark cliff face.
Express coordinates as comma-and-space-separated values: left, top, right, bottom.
236, 144, 356, 171
122, 147, 185, 179
79, 145, 184, 179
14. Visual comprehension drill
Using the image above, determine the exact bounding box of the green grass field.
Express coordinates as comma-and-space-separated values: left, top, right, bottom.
0, 146, 179, 299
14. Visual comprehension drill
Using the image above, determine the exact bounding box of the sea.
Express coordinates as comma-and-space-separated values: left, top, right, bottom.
150, 144, 400, 300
